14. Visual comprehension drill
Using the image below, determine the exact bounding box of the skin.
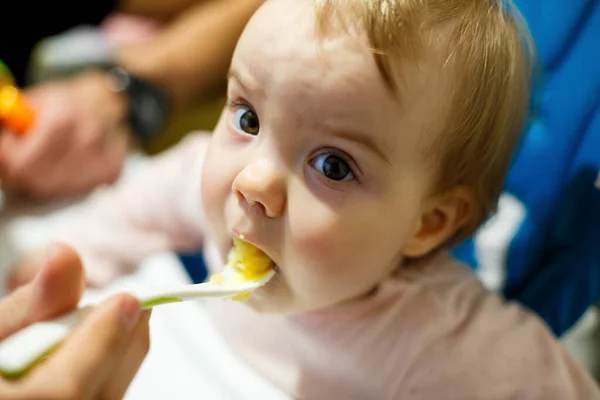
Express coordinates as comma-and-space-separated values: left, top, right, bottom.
200, 0, 474, 314
0, 244, 151, 399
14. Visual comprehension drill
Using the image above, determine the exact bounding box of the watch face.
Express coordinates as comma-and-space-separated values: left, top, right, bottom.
135, 91, 163, 133
128, 75, 170, 140
108, 66, 170, 140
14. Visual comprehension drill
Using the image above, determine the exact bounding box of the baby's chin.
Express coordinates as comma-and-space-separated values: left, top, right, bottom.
245, 287, 333, 315
245, 297, 311, 315
246, 284, 379, 315
244, 275, 293, 313
244, 296, 284, 313
244, 282, 310, 314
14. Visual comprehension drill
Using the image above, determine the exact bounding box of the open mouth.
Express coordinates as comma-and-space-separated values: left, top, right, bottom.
227, 235, 277, 280
207, 236, 279, 301
214, 235, 278, 283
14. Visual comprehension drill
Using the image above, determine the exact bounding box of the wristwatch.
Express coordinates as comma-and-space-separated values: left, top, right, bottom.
105, 66, 172, 142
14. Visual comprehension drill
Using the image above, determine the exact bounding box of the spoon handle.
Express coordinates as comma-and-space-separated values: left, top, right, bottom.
0, 307, 90, 379
0, 282, 256, 379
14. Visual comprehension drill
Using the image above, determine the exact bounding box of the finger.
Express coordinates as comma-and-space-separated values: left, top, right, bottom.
55, 124, 110, 196
0, 244, 84, 340
0, 108, 74, 195
95, 125, 129, 185
0, 132, 21, 174
27, 244, 85, 321
0, 129, 42, 176
61, 125, 128, 197
5, 251, 46, 292
28, 294, 142, 399
99, 310, 152, 400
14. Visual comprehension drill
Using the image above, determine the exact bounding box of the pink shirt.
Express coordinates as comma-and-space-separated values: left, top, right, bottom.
57, 132, 600, 399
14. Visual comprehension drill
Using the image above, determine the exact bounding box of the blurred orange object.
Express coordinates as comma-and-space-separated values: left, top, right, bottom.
0, 60, 36, 135
0, 85, 36, 135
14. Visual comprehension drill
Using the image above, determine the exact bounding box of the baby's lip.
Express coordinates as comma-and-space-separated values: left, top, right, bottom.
231, 229, 261, 250
230, 230, 279, 270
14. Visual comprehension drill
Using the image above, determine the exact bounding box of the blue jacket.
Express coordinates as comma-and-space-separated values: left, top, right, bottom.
454, 0, 600, 337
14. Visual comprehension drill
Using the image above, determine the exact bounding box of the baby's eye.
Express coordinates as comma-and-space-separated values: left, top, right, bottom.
232, 105, 260, 135
310, 153, 355, 181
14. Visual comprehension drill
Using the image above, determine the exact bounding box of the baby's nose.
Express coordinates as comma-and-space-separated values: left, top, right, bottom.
232, 159, 286, 218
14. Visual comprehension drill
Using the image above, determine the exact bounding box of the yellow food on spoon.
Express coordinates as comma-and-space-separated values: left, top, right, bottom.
228, 236, 274, 281
210, 236, 274, 301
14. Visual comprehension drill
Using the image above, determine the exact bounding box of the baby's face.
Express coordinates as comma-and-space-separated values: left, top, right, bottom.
201, 0, 447, 313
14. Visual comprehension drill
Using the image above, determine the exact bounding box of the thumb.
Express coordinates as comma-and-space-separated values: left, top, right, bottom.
5, 250, 46, 292
0, 129, 16, 171
0, 243, 85, 340
29, 243, 86, 321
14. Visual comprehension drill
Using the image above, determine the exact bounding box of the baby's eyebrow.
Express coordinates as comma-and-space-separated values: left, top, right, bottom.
331, 129, 391, 166
227, 68, 262, 95
227, 70, 244, 88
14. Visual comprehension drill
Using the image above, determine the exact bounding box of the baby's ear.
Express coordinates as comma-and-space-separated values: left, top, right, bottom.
402, 187, 474, 258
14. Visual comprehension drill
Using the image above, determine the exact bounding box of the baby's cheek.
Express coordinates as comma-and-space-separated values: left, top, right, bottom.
200, 166, 220, 214
288, 208, 373, 295
200, 152, 231, 233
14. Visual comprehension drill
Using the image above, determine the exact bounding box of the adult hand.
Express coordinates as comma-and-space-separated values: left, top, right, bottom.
0, 243, 151, 399
6, 247, 57, 292
0, 70, 131, 199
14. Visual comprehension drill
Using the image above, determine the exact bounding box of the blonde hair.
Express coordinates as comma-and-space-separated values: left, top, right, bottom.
313, 0, 535, 241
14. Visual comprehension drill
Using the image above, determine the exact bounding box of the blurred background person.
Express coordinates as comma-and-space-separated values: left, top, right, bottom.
0, 0, 263, 199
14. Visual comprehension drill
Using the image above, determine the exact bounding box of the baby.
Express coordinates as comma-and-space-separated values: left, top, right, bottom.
10, 0, 600, 398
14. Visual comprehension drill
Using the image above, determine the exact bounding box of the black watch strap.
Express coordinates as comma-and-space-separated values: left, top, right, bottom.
106, 66, 171, 142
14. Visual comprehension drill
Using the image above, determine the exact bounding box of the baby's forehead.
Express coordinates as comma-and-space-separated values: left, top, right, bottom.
233, 0, 450, 153
237, 2, 445, 103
